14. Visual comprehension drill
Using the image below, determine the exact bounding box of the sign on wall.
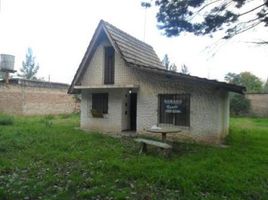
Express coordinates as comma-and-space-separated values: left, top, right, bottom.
164, 99, 182, 113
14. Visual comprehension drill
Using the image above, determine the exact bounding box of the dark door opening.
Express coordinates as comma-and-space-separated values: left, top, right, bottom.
130, 93, 137, 131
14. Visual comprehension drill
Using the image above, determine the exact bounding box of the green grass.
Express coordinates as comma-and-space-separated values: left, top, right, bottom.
0, 113, 14, 125
0, 114, 268, 199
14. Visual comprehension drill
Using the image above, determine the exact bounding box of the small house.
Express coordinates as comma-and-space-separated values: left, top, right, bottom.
68, 20, 245, 144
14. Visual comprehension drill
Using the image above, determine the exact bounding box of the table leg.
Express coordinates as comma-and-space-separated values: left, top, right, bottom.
140, 143, 147, 154
162, 133, 167, 142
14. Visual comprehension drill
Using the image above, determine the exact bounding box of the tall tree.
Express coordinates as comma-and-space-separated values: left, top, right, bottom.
161, 54, 177, 71
19, 48, 39, 80
162, 54, 170, 70
154, 0, 268, 40
225, 72, 263, 92
181, 64, 190, 74
224, 73, 241, 84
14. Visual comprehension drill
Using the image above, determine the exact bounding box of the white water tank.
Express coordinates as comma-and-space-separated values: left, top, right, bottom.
0, 54, 15, 71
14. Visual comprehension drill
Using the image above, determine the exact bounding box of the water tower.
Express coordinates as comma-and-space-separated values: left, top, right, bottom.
0, 54, 16, 84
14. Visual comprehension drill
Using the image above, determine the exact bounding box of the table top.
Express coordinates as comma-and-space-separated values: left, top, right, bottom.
146, 127, 182, 133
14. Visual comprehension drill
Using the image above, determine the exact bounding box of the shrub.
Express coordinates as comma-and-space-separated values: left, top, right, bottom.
230, 94, 250, 116
0, 114, 14, 125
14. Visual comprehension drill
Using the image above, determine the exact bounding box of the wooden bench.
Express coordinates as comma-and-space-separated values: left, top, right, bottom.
134, 138, 172, 154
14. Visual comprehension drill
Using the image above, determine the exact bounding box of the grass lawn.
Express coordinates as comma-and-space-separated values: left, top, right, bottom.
0, 114, 268, 200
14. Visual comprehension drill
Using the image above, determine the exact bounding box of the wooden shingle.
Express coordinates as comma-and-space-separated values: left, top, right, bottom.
103, 21, 164, 69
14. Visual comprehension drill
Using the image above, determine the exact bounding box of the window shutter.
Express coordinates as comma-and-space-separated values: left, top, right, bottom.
104, 47, 115, 84
92, 93, 108, 114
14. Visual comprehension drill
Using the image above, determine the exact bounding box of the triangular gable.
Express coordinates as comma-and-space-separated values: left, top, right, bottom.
68, 20, 165, 94
68, 20, 120, 94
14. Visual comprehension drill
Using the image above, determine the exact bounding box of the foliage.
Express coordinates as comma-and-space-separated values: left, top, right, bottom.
0, 115, 268, 199
141, 1, 151, 8
224, 71, 263, 115
161, 54, 177, 71
154, 0, 268, 39
230, 94, 250, 116
19, 48, 40, 80
0, 113, 14, 125
161, 54, 170, 70
225, 71, 263, 93
264, 78, 268, 93
169, 63, 177, 71
180, 64, 190, 74
73, 94, 81, 103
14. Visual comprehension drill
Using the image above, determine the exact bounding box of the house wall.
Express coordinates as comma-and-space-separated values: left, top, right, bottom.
79, 37, 230, 144
80, 89, 124, 132
0, 84, 79, 115
246, 93, 268, 117
132, 71, 229, 144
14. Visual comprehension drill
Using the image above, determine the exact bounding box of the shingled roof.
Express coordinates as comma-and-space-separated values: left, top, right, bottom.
68, 20, 245, 94
103, 21, 164, 69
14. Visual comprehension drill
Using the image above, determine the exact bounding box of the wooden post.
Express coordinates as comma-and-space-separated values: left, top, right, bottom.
139, 143, 147, 154
162, 132, 167, 142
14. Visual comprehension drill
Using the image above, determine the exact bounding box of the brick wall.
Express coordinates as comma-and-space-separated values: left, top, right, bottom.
246, 94, 268, 117
0, 83, 79, 115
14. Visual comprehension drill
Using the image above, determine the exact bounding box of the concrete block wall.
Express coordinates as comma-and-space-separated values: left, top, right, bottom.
79, 36, 230, 144
80, 89, 124, 132
132, 70, 229, 144
0, 84, 79, 115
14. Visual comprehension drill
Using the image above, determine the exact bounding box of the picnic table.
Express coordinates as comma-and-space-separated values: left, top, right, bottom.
134, 127, 182, 155
146, 127, 182, 142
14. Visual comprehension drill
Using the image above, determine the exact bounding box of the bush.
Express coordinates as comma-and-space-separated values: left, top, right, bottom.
0, 114, 14, 125
230, 94, 250, 116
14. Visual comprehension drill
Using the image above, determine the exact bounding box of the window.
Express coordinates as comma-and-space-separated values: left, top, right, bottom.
92, 93, 108, 114
104, 46, 115, 84
159, 94, 190, 126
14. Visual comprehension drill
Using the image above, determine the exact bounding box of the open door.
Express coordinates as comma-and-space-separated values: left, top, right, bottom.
129, 93, 137, 131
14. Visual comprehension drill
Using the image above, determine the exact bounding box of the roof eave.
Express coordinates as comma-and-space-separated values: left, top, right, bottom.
126, 62, 246, 94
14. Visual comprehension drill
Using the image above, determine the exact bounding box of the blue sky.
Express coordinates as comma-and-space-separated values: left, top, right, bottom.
0, 0, 267, 83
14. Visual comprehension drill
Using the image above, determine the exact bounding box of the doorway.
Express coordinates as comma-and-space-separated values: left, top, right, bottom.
129, 93, 137, 131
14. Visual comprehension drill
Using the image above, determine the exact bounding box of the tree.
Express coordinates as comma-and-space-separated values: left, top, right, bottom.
154, 0, 268, 40
224, 73, 241, 85
169, 63, 177, 72
224, 71, 264, 116
162, 54, 170, 70
181, 64, 190, 74
141, 1, 151, 8
230, 94, 250, 116
19, 48, 39, 80
224, 72, 263, 92
161, 54, 177, 71
264, 78, 268, 93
